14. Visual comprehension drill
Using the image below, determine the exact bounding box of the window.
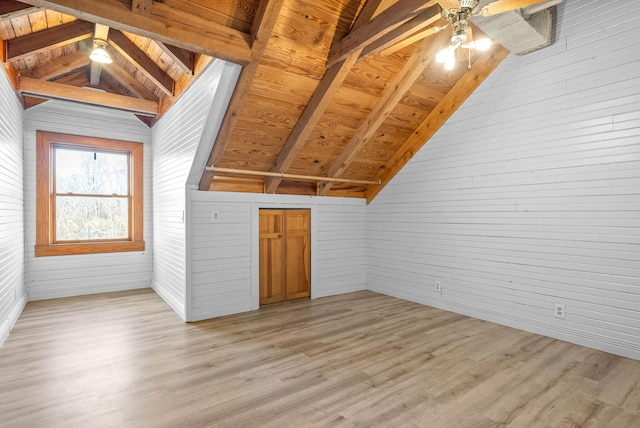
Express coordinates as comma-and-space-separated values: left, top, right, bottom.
36, 131, 144, 256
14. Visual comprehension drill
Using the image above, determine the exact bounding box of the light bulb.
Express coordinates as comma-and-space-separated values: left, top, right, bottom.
444, 56, 456, 71
90, 39, 112, 64
474, 38, 492, 51
436, 48, 450, 64
89, 47, 112, 64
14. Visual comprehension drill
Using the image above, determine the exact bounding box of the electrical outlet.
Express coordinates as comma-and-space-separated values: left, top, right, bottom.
434, 280, 442, 293
554, 303, 565, 319
212, 211, 220, 222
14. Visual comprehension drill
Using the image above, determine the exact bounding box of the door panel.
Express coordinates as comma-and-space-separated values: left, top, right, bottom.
259, 210, 284, 305
284, 210, 310, 300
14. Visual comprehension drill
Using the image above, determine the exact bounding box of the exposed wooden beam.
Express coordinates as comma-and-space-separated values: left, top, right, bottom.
199, 0, 284, 190
131, 0, 151, 16
0, 0, 40, 19
264, 0, 389, 194
7, 20, 93, 60
156, 41, 194, 74
21, 50, 89, 80
1, 60, 20, 92
364, 44, 510, 203
101, 60, 158, 101
380, 24, 446, 56
89, 24, 110, 86
358, 4, 442, 61
19, 76, 159, 115
319, 29, 451, 196
108, 29, 174, 96
19, 0, 252, 65
326, 0, 438, 68
482, 0, 551, 16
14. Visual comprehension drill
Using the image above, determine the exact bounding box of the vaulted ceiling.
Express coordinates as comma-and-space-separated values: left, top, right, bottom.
2, 0, 560, 202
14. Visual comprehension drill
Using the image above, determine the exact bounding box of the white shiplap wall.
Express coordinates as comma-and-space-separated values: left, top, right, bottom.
24, 101, 153, 301
151, 60, 239, 320
189, 191, 367, 321
367, 0, 640, 360
0, 70, 25, 346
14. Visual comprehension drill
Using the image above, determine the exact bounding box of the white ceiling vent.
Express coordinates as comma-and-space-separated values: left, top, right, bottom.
473, 0, 564, 55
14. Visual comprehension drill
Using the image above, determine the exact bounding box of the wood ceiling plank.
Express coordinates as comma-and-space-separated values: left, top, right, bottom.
20, 76, 159, 115
364, 44, 510, 203
21, 49, 88, 79
326, 0, 438, 69
319, 29, 451, 196
199, 0, 284, 190
0, 0, 40, 20
19, 0, 252, 65
264, 0, 393, 194
7, 19, 93, 59
108, 29, 173, 96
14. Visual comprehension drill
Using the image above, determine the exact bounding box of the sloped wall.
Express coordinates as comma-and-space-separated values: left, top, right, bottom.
151, 60, 239, 319
24, 101, 152, 301
0, 70, 25, 346
367, 0, 640, 359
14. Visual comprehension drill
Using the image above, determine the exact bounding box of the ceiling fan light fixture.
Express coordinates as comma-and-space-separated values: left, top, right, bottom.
90, 39, 112, 64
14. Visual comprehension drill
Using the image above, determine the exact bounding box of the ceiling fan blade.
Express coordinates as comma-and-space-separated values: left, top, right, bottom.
381, 24, 448, 56
480, 0, 551, 16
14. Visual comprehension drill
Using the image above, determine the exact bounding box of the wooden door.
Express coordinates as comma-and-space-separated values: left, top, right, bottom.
259, 209, 310, 305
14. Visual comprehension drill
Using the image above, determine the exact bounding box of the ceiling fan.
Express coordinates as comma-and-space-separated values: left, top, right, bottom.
433, 0, 556, 70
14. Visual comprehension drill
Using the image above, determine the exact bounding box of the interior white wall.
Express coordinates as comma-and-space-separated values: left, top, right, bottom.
151, 60, 240, 320
188, 191, 367, 322
0, 68, 25, 347
367, 0, 640, 360
23, 101, 153, 301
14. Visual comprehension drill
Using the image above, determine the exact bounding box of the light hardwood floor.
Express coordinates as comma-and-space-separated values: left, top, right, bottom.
1, 289, 639, 427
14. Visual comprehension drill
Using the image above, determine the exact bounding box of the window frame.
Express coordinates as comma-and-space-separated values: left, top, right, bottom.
36, 131, 145, 257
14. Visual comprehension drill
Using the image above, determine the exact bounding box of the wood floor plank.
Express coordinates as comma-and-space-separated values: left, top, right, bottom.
0, 288, 639, 427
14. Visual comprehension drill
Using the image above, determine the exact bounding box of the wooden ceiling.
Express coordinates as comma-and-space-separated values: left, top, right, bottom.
2, 0, 556, 201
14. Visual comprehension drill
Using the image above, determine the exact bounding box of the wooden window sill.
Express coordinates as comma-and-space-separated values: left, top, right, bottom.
35, 241, 145, 257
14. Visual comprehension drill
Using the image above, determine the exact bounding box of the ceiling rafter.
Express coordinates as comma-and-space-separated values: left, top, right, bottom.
156, 41, 194, 74
326, 0, 438, 69
264, 0, 391, 194
364, 43, 510, 202
19, 76, 159, 115
101, 59, 158, 101
18, 0, 252, 65
0, 0, 40, 19
358, 4, 442, 61
108, 29, 174, 96
20, 49, 89, 80
199, 0, 285, 190
6, 19, 93, 59
319, 29, 451, 196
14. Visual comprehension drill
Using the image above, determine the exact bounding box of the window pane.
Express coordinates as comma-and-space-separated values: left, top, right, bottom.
56, 196, 128, 241
55, 148, 129, 195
